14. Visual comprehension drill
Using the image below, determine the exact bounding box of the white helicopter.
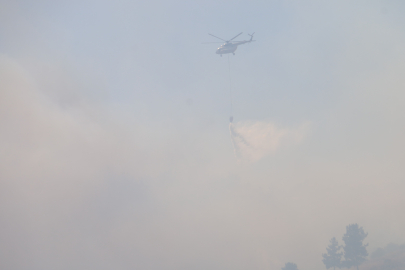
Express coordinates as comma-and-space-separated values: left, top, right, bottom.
204, 32, 255, 56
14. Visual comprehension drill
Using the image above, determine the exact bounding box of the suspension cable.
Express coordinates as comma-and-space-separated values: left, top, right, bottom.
228, 54, 233, 122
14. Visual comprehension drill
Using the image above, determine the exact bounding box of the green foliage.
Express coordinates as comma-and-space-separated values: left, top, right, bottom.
282, 262, 299, 270
342, 224, 368, 269
322, 237, 342, 270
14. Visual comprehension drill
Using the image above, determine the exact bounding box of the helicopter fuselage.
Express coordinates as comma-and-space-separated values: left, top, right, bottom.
216, 40, 252, 56
216, 43, 238, 55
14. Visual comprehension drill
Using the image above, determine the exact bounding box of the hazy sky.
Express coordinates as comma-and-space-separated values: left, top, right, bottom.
1, 1, 405, 269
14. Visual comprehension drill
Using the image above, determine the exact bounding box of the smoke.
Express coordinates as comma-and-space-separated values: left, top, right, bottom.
229, 120, 310, 163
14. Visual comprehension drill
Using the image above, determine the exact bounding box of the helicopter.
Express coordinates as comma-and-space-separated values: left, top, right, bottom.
203, 32, 255, 56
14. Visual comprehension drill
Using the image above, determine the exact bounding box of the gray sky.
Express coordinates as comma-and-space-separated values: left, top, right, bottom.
1, 1, 405, 269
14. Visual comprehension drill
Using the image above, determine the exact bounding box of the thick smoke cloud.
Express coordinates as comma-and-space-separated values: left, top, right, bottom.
2, 1, 405, 270
0, 54, 157, 269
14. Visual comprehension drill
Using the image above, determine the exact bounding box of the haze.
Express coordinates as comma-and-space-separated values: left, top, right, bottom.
1, 1, 405, 269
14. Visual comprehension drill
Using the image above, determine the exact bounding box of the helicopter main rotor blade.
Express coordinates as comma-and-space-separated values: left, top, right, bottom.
208, 33, 227, 41
232, 40, 256, 42
229, 32, 243, 41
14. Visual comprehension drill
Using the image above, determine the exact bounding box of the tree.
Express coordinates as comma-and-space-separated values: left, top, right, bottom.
322, 237, 342, 270
282, 262, 299, 270
342, 224, 368, 270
